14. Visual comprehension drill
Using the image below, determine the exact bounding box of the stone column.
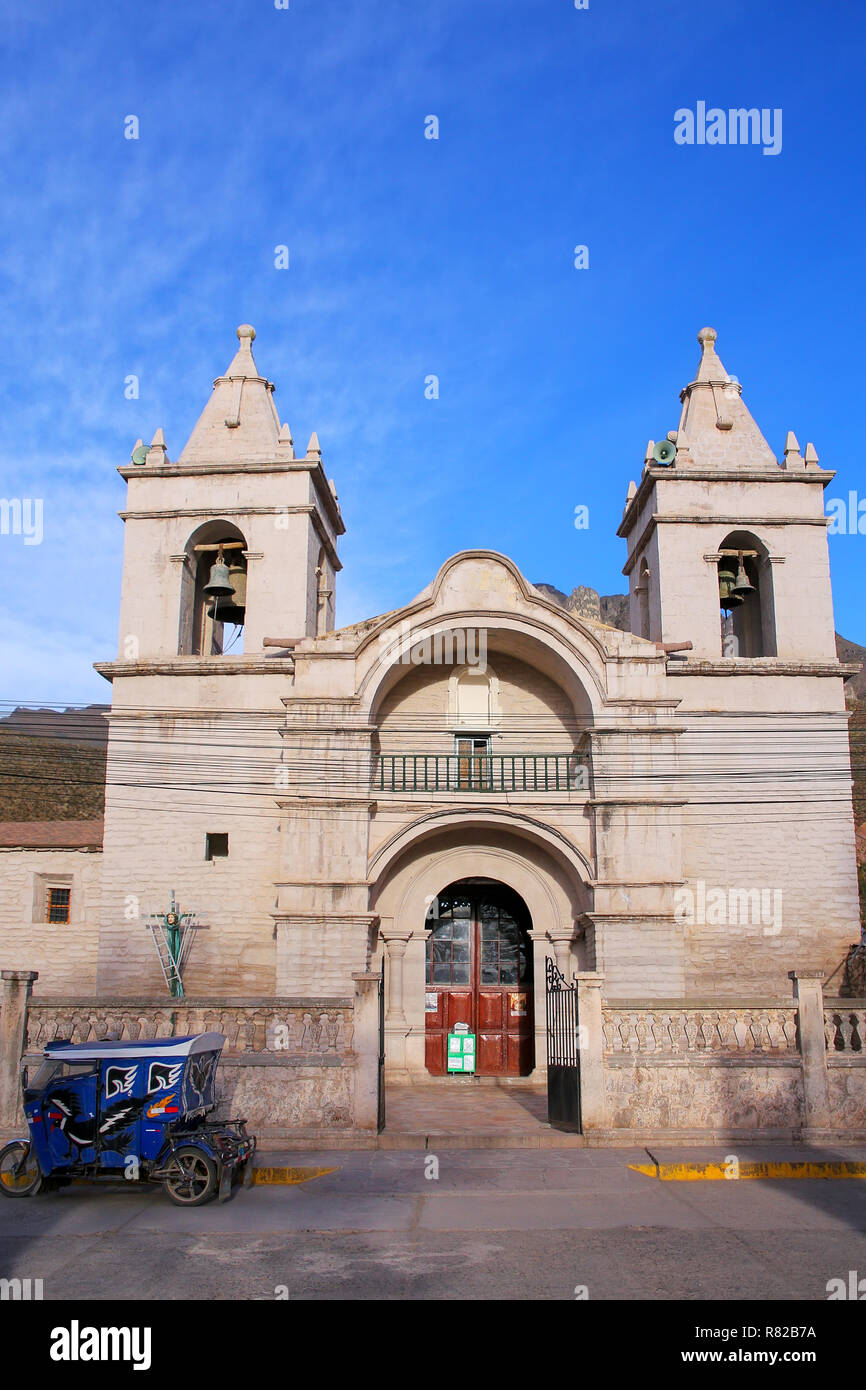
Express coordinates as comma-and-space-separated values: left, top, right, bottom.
790, 971, 830, 1131
352, 972, 380, 1131
0, 971, 38, 1129
575, 972, 606, 1132
547, 931, 575, 978
381, 931, 411, 1023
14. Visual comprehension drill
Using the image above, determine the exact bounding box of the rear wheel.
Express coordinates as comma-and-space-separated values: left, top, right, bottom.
162, 1147, 217, 1206
0, 1141, 43, 1198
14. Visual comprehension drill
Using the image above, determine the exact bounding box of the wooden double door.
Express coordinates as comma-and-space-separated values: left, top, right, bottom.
425, 879, 535, 1076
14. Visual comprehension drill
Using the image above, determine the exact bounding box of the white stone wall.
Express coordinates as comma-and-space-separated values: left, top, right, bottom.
96, 696, 286, 996
0, 847, 102, 993
674, 711, 859, 995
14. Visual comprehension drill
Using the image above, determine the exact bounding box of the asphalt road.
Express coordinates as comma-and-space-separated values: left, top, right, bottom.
2, 1148, 866, 1301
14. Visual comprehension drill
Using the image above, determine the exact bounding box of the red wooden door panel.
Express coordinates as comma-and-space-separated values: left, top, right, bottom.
424, 881, 534, 1077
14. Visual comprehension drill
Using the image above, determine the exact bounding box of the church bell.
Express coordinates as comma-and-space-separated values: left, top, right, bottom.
717, 563, 738, 609
203, 552, 247, 626
203, 558, 234, 602
730, 554, 756, 599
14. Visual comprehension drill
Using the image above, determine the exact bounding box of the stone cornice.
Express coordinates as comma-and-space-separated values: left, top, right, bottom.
665, 659, 859, 678
618, 465, 836, 540
578, 911, 679, 925
26, 993, 354, 1008
276, 798, 377, 810
94, 657, 295, 681
586, 798, 688, 807
271, 912, 380, 927
119, 457, 345, 535
118, 504, 342, 572
603, 996, 794, 1008
622, 512, 828, 575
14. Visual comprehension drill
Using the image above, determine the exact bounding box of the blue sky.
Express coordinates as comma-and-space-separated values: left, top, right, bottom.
2, 0, 865, 704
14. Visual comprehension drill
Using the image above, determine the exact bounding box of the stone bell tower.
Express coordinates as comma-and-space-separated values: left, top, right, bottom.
94, 326, 345, 997
114, 323, 344, 662
618, 327, 837, 662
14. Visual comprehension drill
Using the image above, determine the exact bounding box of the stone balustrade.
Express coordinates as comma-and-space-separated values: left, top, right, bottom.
603, 1005, 799, 1056
24, 997, 355, 1059
824, 1002, 866, 1055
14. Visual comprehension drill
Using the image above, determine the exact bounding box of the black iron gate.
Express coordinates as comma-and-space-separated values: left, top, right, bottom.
545, 956, 581, 1130
377, 962, 386, 1133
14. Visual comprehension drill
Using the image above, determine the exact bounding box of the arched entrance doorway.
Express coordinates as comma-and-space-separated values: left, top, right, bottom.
424, 878, 534, 1076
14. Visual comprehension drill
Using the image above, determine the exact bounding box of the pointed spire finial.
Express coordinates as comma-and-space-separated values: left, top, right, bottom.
278, 422, 295, 458
783, 430, 804, 470
146, 428, 168, 464
306, 431, 321, 458
177, 323, 281, 464
804, 441, 820, 467
675, 326, 776, 470
675, 429, 693, 462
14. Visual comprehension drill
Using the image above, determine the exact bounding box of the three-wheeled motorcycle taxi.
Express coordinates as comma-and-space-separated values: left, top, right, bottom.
0, 1032, 256, 1205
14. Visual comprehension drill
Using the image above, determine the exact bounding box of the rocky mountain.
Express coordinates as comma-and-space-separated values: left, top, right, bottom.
0, 705, 109, 747
533, 583, 630, 632
0, 707, 108, 821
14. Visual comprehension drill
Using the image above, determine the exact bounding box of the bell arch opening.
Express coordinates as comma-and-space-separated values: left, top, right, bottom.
716, 530, 776, 658
424, 877, 535, 1077
178, 520, 248, 656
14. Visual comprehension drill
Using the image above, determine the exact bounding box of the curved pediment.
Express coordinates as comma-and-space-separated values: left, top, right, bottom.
352, 550, 658, 719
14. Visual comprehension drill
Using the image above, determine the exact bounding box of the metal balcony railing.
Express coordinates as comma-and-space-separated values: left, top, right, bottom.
374, 753, 588, 793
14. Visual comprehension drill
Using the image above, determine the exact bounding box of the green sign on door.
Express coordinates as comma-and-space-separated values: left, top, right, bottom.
447, 1027, 476, 1074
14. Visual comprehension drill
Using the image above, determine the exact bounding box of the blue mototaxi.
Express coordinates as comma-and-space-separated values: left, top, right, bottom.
0, 1032, 256, 1206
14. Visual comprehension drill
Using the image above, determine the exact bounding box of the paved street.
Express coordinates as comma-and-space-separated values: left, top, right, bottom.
2, 1147, 866, 1300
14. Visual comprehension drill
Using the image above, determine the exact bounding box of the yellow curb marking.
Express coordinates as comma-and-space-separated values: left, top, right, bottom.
629, 1160, 866, 1181
249, 1165, 337, 1186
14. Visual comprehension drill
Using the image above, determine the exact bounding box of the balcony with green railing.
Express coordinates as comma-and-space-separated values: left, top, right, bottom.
374, 752, 589, 794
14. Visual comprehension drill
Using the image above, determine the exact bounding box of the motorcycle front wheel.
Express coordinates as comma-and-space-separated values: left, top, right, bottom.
0, 1141, 43, 1198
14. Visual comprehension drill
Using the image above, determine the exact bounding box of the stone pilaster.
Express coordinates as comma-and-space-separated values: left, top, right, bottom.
790, 971, 830, 1131
575, 972, 605, 1131
352, 972, 381, 1131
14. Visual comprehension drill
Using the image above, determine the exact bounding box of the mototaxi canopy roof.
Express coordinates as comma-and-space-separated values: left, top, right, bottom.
42, 1033, 225, 1062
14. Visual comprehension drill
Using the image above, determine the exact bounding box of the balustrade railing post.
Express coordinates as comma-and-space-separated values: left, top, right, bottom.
0, 970, 38, 1128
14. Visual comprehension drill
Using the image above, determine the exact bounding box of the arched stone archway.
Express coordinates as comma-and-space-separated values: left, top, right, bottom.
371, 827, 590, 1079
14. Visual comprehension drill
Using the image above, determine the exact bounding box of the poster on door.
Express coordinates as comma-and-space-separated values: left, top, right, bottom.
509, 992, 527, 1017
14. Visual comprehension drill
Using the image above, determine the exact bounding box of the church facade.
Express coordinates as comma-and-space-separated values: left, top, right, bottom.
2, 324, 862, 1107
